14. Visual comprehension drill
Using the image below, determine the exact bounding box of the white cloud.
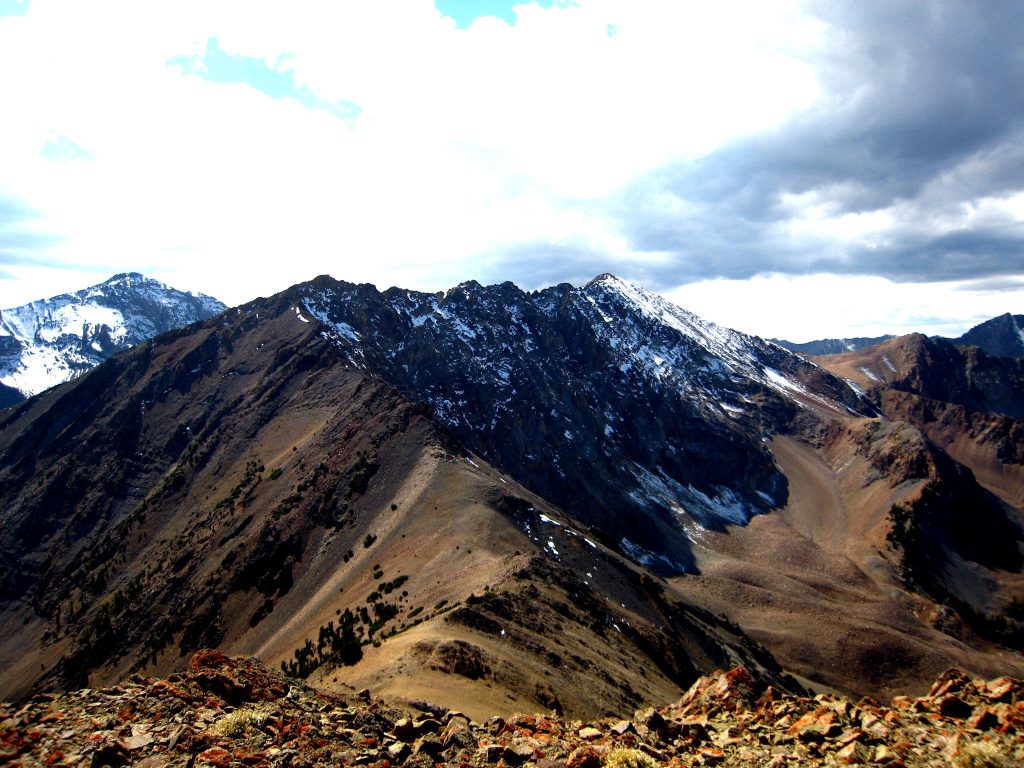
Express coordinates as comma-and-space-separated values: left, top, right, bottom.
0, 1, 1019, 341
0, 0, 826, 308
665, 273, 1024, 341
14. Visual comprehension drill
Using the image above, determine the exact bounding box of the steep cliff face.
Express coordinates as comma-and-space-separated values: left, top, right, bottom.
0, 272, 225, 399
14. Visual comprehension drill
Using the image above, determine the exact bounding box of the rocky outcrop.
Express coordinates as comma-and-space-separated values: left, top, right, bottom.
3, 652, 1021, 768
819, 333, 1024, 420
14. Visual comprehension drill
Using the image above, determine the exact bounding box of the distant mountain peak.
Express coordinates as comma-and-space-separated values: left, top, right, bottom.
776, 312, 1024, 361
955, 312, 1024, 358
0, 273, 226, 399
772, 334, 895, 356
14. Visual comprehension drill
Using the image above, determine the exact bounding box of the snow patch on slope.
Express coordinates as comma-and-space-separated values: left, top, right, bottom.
620, 537, 685, 572
628, 462, 756, 527
2, 345, 83, 395
301, 296, 360, 343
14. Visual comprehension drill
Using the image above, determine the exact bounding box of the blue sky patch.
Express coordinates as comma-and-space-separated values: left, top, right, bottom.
41, 135, 95, 163
435, 0, 563, 29
168, 38, 361, 123
0, 0, 30, 18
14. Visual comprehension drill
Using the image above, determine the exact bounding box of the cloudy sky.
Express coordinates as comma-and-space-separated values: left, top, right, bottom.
0, 0, 1022, 341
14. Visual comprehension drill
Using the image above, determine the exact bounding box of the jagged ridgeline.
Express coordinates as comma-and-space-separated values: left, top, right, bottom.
0, 280, 800, 716
1, 273, 1022, 716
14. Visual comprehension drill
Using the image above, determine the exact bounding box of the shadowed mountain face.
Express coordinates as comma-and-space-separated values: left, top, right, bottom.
293, 273, 870, 572
0, 288, 796, 713
954, 313, 1024, 359
0, 382, 20, 409
0, 272, 225, 400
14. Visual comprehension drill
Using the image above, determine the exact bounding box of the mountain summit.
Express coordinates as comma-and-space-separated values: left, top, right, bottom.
0, 273, 225, 399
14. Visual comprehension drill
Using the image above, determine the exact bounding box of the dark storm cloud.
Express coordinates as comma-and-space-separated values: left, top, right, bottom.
538, 0, 1024, 287
955, 277, 1024, 293
839, 231, 1024, 282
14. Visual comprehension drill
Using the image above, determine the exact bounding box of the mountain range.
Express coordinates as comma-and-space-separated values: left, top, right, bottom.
0, 273, 1021, 722
769, 335, 895, 356
774, 312, 1024, 360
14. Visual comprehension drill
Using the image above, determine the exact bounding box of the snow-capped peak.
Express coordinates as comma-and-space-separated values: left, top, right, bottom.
580, 274, 861, 411
1, 274, 226, 398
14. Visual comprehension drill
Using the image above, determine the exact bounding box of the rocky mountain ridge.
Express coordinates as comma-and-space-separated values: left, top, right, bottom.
954, 313, 1024, 359
775, 311, 1024, 362
293, 273, 871, 571
771, 335, 895, 356
1, 272, 1022, 719
818, 333, 1024, 420
0, 286, 796, 716
3, 650, 1021, 768
0, 272, 225, 399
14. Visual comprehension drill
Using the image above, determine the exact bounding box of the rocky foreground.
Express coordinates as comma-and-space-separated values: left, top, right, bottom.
2, 651, 1022, 768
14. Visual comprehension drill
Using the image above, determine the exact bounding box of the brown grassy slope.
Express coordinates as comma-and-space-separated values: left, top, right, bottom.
0, 293, 794, 717
814, 335, 1024, 615
815, 334, 1024, 509
669, 420, 1024, 702
661, 333, 1024, 700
